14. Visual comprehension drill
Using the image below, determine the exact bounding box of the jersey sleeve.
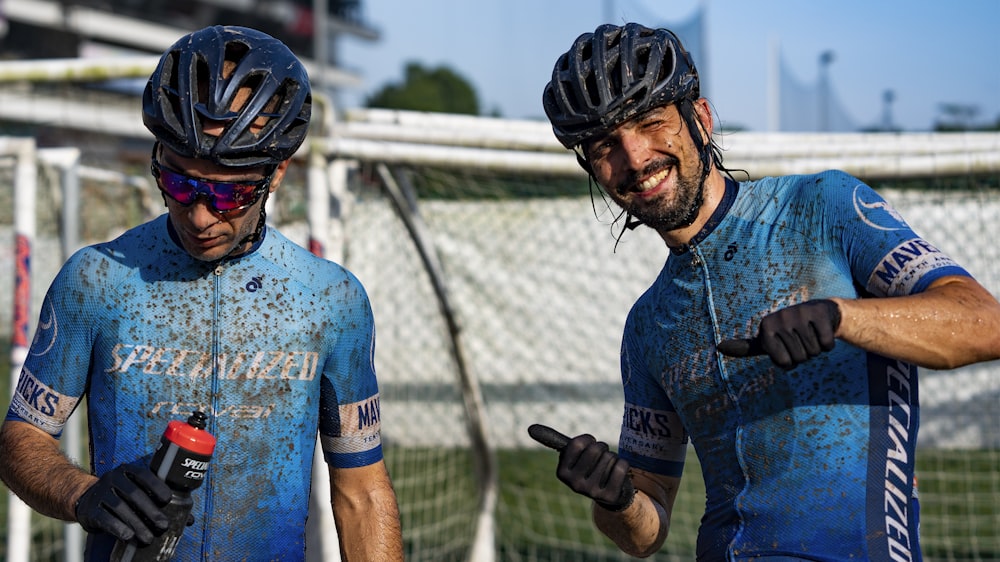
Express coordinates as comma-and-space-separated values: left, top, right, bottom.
822, 171, 970, 296
317, 268, 384, 468
616, 318, 688, 477
6, 249, 98, 438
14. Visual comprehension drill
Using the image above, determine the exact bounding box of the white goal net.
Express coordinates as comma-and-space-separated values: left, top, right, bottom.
1, 104, 999, 561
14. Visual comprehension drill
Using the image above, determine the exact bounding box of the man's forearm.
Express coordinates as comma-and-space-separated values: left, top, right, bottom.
0, 420, 95, 521
329, 461, 403, 561
593, 490, 670, 558
834, 276, 1000, 370
332, 487, 403, 561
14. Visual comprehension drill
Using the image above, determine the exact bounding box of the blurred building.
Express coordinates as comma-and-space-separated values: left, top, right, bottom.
770, 43, 856, 132
0, 0, 378, 157
0, 0, 377, 67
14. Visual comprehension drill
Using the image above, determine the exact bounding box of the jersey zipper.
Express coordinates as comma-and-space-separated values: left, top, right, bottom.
199, 262, 225, 557
694, 244, 750, 559
210, 263, 224, 420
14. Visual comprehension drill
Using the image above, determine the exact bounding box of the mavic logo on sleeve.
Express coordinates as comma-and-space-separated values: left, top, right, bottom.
867, 238, 960, 297
322, 395, 382, 455
10, 369, 79, 435
356, 396, 381, 429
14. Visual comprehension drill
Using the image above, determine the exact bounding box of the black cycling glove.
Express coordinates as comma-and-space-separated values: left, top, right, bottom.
528, 424, 636, 512
718, 299, 841, 369
74, 463, 172, 544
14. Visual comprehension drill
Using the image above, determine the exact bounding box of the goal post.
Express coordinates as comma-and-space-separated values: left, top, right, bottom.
1, 101, 998, 561
319, 109, 1000, 561
375, 162, 498, 562
6, 136, 36, 562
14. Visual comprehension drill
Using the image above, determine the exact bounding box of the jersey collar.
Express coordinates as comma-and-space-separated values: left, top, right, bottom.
670, 176, 739, 255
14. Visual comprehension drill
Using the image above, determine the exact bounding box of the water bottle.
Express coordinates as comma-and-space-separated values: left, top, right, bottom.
111, 411, 216, 561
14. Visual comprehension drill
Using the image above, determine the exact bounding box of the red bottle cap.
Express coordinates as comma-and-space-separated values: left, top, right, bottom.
163, 419, 216, 456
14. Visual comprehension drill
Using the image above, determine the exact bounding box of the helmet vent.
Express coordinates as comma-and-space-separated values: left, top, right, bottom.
194, 58, 210, 109
584, 70, 600, 108
224, 41, 251, 68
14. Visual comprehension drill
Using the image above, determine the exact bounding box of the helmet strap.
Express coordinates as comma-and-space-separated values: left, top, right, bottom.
230, 189, 269, 255
574, 151, 594, 176
218, 166, 277, 261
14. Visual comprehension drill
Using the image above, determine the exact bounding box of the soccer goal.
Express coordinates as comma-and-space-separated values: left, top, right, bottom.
1, 105, 999, 561
319, 109, 1000, 562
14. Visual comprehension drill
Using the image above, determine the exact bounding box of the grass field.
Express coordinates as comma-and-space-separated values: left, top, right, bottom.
1, 340, 997, 561
488, 448, 999, 561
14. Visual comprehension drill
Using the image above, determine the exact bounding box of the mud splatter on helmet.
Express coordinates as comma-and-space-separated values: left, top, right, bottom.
543, 23, 699, 150
142, 25, 311, 167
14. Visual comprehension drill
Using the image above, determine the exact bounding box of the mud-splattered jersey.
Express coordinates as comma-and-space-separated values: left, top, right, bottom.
7, 215, 383, 560
617, 171, 968, 561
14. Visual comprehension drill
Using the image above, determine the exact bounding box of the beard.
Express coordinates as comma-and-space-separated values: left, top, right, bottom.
613, 155, 706, 232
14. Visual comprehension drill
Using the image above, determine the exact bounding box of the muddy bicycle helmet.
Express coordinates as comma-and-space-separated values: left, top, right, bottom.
543, 23, 699, 150
142, 25, 311, 167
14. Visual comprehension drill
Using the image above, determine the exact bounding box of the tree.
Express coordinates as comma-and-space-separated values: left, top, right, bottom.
366, 62, 481, 115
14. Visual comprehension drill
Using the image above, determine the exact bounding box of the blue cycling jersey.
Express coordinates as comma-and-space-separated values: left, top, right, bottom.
7, 215, 383, 560
617, 171, 969, 561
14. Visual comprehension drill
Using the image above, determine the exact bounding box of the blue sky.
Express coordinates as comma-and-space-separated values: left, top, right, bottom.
336, 0, 1000, 132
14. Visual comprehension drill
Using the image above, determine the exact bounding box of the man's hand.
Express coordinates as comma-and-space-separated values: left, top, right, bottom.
528, 424, 635, 512
718, 299, 841, 369
74, 464, 172, 544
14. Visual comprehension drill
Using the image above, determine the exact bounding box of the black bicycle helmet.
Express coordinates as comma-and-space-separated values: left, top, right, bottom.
543, 23, 699, 149
143, 25, 311, 167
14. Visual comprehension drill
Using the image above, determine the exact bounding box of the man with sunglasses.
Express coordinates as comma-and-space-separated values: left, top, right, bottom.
0, 26, 404, 560
150, 142, 280, 261
529, 23, 1000, 560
